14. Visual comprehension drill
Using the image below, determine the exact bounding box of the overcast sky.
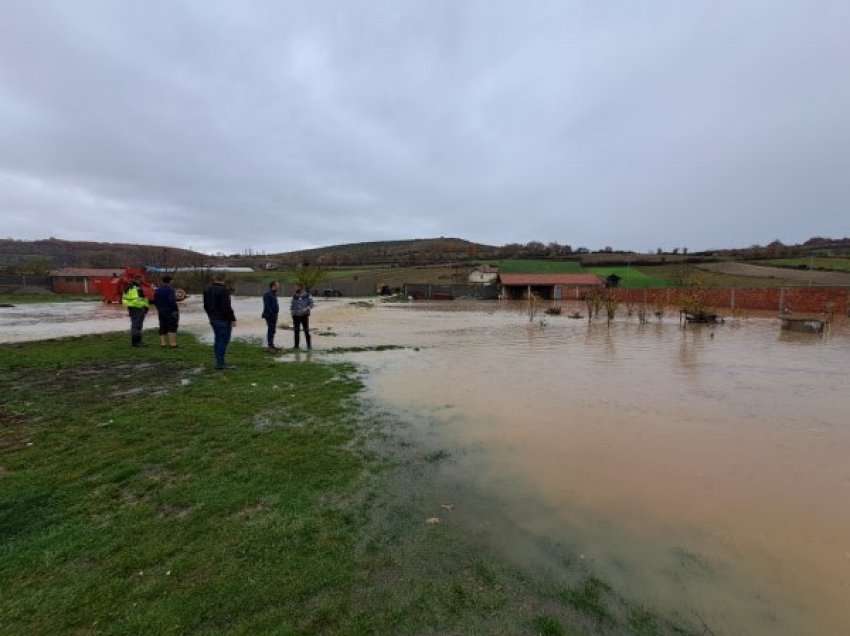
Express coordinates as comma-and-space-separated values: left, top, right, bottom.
1, 1, 848, 254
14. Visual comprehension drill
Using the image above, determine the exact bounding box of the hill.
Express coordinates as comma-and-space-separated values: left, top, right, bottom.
0, 238, 210, 271
260, 237, 501, 267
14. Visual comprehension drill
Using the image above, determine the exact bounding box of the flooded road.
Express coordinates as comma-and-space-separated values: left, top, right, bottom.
3, 299, 849, 633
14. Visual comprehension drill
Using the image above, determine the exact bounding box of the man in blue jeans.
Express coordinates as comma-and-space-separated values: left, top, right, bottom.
203, 273, 237, 370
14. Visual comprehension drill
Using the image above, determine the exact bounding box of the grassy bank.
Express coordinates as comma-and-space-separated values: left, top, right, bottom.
1, 333, 697, 635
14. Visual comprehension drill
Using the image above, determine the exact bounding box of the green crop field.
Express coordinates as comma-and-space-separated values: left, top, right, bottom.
587, 266, 672, 288
494, 259, 583, 274
760, 257, 850, 272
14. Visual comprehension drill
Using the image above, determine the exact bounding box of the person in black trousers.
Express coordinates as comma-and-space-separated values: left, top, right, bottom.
290, 284, 314, 350
153, 275, 179, 348
203, 273, 237, 370
261, 281, 281, 351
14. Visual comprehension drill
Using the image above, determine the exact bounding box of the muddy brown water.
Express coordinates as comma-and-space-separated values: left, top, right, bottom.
3, 299, 849, 634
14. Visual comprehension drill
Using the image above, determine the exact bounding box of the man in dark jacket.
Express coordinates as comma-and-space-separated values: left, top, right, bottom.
203, 273, 237, 370
153, 275, 179, 348
290, 284, 314, 350
261, 281, 281, 351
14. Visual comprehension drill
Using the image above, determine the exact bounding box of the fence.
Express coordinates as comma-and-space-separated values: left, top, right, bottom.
0, 274, 51, 292
403, 283, 499, 300
234, 277, 380, 298
606, 287, 849, 315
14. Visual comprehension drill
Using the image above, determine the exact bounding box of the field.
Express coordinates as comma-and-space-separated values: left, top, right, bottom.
696, 262, 850, 287
586, 266, 671, 289
0, 332, 691, 635
494, 259, 583, 274
760, 257, 850, 272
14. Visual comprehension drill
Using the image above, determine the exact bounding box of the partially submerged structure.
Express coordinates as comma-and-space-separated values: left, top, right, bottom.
499, 273, 604, 300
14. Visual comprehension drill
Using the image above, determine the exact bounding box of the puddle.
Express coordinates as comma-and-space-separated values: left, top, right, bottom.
4, 298, 849, 633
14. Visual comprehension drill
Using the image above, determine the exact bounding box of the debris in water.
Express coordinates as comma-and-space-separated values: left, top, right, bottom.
441, 504, 454, 511
250, 382, 258, 387
180, 378, 191, 386
425, 517, 441, 525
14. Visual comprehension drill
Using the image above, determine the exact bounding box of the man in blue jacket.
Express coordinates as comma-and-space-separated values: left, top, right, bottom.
153, 275, 179, 348
261, 281, 281, 351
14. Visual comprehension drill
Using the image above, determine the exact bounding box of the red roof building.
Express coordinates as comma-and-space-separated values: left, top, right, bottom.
499, 273, 603, 300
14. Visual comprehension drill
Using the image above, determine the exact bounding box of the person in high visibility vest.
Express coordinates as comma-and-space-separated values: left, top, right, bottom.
122, 275, 150, 347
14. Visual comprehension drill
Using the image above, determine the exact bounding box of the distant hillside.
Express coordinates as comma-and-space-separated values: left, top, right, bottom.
704, 236, 850, 259
259, 237, 501, 267
0, 238, 210, 270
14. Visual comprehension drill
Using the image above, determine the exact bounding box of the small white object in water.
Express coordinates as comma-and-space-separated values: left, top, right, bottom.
180, 379, 191, 386
250, 382, 258, 387
441, 504, 454, 511
425, 517, 441, 525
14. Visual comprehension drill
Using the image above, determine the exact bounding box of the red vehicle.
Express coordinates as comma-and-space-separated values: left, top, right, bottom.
94, 268, 185, 304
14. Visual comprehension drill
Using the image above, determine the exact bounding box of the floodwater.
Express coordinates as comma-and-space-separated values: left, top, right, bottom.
3, 299, 849, 634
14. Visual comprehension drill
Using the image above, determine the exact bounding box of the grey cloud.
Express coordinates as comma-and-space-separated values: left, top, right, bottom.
1, 0, 848, 253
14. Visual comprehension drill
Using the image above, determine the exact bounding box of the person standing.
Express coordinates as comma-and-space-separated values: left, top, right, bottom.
153, 275, 179, 348
203, 273, 237, 370
290, 283, 314, 350
122, 275, 150, 347
262, 281, 281, 351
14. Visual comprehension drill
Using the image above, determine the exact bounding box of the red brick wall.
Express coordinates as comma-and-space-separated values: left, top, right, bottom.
606, 287, 848, 314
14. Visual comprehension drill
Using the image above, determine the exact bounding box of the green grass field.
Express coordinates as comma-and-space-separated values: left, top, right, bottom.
494, 259, 584, 274
0, 333, 696, 635
586, 267, 671, 289
759, 257, 850, 272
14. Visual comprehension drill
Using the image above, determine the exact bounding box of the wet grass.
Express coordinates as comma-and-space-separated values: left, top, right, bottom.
0, 332, 369, 635
532, 615, 567, 635
1, 332, 701, 635
561, 576, 614, 625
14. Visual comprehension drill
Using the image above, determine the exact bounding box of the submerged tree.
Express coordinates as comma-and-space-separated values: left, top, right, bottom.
604, 291, 619, 325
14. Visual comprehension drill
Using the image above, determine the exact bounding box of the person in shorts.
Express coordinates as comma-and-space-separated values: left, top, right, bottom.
153, 275, 179, 348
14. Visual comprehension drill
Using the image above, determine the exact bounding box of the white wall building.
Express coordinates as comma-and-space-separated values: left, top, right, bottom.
468, 265, 499, 284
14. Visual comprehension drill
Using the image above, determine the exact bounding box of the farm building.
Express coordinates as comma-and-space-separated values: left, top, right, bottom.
468, 265, 499, 284
499, 273, 603, 300
50, 268, 119, 295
